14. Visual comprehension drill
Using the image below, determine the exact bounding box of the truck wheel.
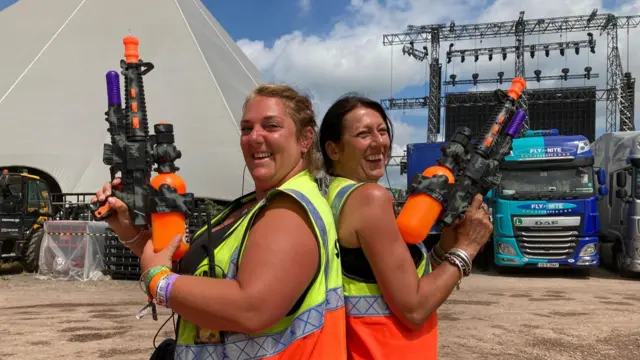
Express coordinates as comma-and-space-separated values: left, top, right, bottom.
614, 243, 634, 278
21, 228, 44, 273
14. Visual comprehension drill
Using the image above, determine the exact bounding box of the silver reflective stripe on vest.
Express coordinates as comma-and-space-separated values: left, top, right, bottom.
345, 294, 392, 316
330, 182, 358, 225
175, 286, 344, 360
282, 189, 330, 285
345, 242, 428, 317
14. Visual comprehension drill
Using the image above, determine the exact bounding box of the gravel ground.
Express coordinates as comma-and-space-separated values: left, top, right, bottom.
0, 266, 638, 360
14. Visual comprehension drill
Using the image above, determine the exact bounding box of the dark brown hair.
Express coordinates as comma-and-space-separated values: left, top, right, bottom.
318, 93, 395, 176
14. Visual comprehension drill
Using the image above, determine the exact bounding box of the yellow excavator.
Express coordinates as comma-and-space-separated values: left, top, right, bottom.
0, 169, 53, 272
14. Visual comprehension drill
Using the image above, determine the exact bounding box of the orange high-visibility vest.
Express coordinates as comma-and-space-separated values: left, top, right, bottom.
327, 177, 438, 360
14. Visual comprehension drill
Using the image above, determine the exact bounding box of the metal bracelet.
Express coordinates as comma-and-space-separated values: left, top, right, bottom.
121, 230, 148, 246
443, 253, 464, 290
430, 249, 444, 265
138, 268, 153, 295
444, 251, 472, 277
433, 242, 446, 257
449, 248, 473, 275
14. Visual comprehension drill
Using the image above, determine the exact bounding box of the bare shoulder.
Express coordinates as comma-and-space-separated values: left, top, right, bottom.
342, 182, 395, 231
348, 182, 394, 209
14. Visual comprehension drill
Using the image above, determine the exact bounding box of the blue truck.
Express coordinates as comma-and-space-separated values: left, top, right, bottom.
486, 129, 608, 274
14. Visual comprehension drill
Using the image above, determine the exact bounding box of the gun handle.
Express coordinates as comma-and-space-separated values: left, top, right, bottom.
90, 187, 123, 221
91, 200, 115, 220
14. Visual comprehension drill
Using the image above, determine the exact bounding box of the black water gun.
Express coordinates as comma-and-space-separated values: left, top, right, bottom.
89, 35, 194, 261
396, 77, 527, 244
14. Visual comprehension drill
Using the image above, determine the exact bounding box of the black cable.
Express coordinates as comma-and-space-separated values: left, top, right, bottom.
153, 312, 175, 349
241, 165, 247, 196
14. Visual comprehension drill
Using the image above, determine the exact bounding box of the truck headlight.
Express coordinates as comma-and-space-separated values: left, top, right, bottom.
579, 243, 597, 257
577, 140, 590, 154
498, 243, 516, 256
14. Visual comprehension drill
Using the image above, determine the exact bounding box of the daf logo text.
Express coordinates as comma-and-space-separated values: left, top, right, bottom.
534, 220, 559, 226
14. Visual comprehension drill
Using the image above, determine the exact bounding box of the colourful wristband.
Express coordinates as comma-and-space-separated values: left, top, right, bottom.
144, 265, 171, 295
155, 273, 171, 306
148, 269, 172, 299
163, 273, 179, 308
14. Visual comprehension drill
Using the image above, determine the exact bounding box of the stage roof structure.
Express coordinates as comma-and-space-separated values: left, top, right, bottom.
0, 0, 264, 201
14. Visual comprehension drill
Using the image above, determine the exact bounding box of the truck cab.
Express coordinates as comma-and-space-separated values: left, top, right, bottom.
0, 169, 52, 271
592, 131, 640, 277
487, 129, 607, 272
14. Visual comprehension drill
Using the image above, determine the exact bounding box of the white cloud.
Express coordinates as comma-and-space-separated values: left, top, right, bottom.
237, 0, 640, 188
298, 0, 311, 14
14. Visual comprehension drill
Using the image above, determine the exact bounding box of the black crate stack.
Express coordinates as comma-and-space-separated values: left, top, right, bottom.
102, 227, 141, 280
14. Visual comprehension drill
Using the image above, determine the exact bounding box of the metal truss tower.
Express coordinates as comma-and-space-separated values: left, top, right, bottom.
383, 9, 640, 141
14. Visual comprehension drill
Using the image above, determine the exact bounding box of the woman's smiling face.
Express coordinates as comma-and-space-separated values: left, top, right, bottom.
240, 95, 307, 191
328, 106, 391, 182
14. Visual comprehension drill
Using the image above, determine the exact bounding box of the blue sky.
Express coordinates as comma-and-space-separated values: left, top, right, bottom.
202, 0, 348, 47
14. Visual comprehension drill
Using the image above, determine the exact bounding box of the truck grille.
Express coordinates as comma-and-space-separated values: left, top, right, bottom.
515, 229, 579, 259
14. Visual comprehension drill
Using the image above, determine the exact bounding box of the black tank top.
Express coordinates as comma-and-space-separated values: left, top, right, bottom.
178, 216, 242, 276
340, 243, 425, 283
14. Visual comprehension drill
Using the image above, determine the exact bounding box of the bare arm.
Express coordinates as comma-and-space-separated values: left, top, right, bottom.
167, 195, 320, 333
124, 230, 151, 257
343, 184, 467, 330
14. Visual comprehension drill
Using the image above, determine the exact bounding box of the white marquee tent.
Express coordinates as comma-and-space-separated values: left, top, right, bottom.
0, 0, 264, 201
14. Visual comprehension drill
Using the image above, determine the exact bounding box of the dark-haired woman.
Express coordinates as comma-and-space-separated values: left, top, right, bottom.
319, 94, 493, 360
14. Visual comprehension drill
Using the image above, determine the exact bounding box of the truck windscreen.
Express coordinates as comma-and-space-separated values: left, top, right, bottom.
498, 166, 594, 200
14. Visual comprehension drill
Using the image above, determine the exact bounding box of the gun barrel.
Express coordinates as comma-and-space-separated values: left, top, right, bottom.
123, 35, 140, 64
106, 71, 121, 106
475, 77, 527, 156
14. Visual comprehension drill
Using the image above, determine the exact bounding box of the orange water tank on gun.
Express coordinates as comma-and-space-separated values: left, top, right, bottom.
396, 127, 473, 244
396, 166, 455, 244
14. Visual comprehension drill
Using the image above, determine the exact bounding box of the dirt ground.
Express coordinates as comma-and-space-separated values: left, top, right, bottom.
1, 266, 639, 360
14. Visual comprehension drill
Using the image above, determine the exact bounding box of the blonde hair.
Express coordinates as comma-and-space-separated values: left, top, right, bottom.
243, 84, 322, 176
